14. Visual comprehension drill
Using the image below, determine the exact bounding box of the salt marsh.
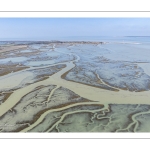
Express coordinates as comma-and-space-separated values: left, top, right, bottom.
0, 40, 150, 132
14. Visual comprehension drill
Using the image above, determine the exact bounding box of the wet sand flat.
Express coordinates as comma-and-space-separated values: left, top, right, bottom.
0, 41, 150, 132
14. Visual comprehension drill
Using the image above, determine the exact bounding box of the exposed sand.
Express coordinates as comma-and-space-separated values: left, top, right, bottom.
1, 42, 150, 132
1, 56, 150, 118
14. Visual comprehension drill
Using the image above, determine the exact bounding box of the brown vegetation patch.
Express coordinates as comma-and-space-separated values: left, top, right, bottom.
0, 64, 29, 76
12, 99, 93, 132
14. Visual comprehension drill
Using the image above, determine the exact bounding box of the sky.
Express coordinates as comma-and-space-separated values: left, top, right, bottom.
0, 18, 150, 40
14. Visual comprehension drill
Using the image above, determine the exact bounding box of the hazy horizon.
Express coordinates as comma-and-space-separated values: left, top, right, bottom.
1, 18, 150, 40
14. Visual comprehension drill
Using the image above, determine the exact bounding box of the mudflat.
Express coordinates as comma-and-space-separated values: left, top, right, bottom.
0, 41, 150, 132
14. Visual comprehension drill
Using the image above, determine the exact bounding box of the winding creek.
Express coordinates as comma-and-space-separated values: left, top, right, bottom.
1, 43, 150, 132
